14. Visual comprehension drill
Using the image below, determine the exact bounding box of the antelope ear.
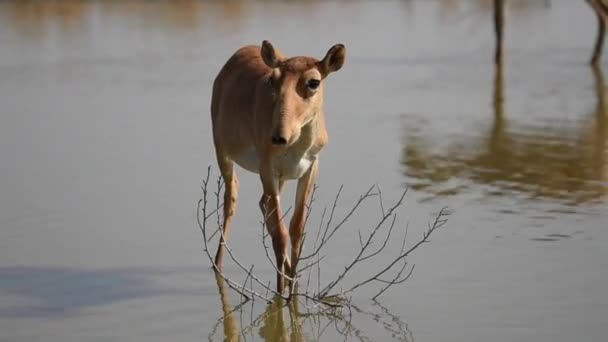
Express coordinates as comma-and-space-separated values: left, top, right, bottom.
261, 40, 282, 68
319, 44, 345, 77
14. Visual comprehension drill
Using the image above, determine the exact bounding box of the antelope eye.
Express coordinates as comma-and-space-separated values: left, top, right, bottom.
307, 79, 320, 90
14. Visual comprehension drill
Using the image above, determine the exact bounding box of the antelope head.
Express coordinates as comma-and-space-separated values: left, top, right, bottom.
260, 40, 345, 146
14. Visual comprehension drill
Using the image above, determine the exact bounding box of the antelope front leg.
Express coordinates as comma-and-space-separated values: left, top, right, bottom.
288, 160, 318, 279
259, 163, 290, 293
214, 156, 239, 271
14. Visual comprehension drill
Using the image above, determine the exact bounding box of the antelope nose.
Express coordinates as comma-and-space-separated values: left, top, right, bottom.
271, 135, 287, 146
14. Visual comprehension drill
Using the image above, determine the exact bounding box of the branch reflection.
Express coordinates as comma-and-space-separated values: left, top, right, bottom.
210, 273, 414, 341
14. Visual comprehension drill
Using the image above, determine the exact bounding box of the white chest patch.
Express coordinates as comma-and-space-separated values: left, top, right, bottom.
232, 148, 317, 180
278, 153, 316, 180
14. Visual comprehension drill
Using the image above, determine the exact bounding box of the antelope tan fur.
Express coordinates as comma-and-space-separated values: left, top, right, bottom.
210, 41, 345, 293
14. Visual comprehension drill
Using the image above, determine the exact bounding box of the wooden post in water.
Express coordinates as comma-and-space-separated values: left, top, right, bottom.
494, 0, 505, 65
588, 0, 608, 66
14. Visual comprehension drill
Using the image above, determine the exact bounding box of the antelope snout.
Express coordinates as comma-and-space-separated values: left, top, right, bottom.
271, 135, 288, 146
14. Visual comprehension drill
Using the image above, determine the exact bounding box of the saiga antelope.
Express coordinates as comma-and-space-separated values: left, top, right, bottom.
210, 41, 345, 293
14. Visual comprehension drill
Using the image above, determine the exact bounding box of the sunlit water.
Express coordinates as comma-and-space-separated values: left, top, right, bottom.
1, 1, 607, 341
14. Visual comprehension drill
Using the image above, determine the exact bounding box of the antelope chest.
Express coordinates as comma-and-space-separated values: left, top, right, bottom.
232, 147, 317, 180
276, 151, 316, 180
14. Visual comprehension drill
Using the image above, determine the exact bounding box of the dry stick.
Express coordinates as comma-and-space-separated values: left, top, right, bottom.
238, 298, 247, 342
199, 214, 268, 302
293, 227, 308, 269
299, 255, 326, 274
401, 221, 410, 253
200, 165, 450, 307
216, 228, 329, 306
203, 204, 223, 222
214, 175, 224, 236
260, 207, 296, 284
301, 185, 378, 261
316, 246, 322, 298
290, 226, 314, 296
249, 276, 255, 330
241, 265, 255, 301
205, 173, 225, 244
207, 178, 291, 300
303, 184, 319, 227
202, 175, 223, 242
345, 207, 450, 295
198, 167, 275, 302
301, 185, 377, 261
370, 221, 414, 300
304, 206, 327, 296
357, 230, 364, 249
297, 185, 376, 300
319, 188, 409, 298
198, 167, 244, 296
198, 197, 255, 301
262, 223, 341, 307
204, 206, 223, 242
375, 184, 385, 216
294, 183, 319, 275
296, 184, 319, 297
207, 184, 333, 306
299, 185, 344, 261
259, 196, 296, 284
214, 221, 283, 300
357, 213, 398, 263
371, 262, 415, 301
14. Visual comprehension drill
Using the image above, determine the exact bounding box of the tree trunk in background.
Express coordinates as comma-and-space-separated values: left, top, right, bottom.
494, 0, 505, 65
589, 0, 607, 66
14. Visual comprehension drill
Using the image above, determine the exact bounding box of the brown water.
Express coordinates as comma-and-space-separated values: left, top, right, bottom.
1, 0, 607, 341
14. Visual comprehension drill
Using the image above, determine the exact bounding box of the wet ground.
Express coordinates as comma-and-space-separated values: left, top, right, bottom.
1, 0, 607, 341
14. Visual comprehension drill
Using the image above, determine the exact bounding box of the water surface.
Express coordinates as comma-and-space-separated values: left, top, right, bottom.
1, 1, 607, 341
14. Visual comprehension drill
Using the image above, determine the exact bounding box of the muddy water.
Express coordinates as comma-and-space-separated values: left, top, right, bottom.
1, 0, 607, 341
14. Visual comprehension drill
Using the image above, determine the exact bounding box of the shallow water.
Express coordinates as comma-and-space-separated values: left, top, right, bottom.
1, 0, 607, 341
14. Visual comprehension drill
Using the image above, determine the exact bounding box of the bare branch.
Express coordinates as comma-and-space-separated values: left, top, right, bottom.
319, 188, 409, 297
261, 223, 295, 283
346, 207, 451, 295
304, 205, 327, 294
372, 262, 415, 301
198, 197, 256, 301
357, 212, 397, 262
197, 165, 449, 308
301, 185, 378, 261
375, 184, 385, 216
241, 265, 255, 301
304, 184, 318, 227
197, 167, 277, 303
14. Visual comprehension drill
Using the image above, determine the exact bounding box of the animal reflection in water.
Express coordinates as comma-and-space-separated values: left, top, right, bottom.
401, 65, 608, 205
209, 273, 414, 342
